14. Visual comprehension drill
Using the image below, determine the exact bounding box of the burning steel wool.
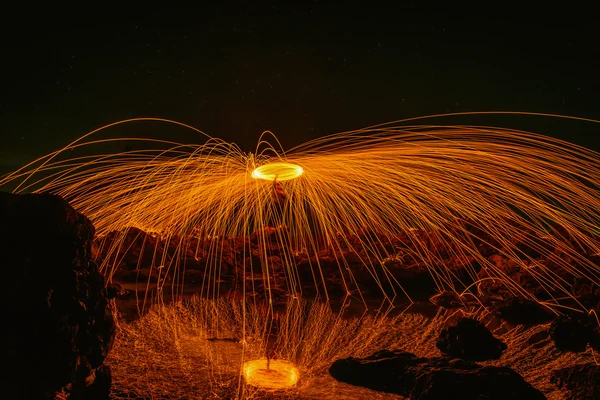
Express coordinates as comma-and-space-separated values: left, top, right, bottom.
3, 113, 600, 312
251, 162, 304, 181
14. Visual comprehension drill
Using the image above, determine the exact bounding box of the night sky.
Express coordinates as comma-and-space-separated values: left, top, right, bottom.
1, 3, 599, 173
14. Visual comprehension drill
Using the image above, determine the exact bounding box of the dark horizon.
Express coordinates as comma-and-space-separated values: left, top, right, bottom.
1, 3, 599, 171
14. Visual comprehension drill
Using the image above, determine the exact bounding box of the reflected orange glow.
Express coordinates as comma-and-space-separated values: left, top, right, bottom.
243, 358, 300, 389
251, 162, 304, 181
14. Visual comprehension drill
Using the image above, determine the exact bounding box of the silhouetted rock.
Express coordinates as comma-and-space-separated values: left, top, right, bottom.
436, 318, 507, 361
329, 349, 545, 399
329, 350, 422, 396
551, 364, 600, 400
76, 365, 112, 400
550, 315, 600, 353
411, 364, 545, 400
0, 192, 115, 399
382, 259, 436, 299
494, 297, 555, 325
107, 282, 128, 299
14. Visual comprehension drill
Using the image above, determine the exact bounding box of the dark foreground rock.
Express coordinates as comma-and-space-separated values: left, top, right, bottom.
549, 315, 600, 353
0, 192, 115, 399
329, 350, 545, 399
436, 318, 507, 361
494, 297, 556, 325
411, 365, 544, 400
551, 364, 600, 400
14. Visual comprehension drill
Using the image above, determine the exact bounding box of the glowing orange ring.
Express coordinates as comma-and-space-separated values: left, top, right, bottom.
251, 162, 303, 181
242, 359, 300, 389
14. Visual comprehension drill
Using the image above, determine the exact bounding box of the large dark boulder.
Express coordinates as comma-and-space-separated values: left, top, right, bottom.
551, 364, 600, 400
411, 364, 545, 400
549, 315, 600, 353
329, 350, 545, 399
436, 318, 507, 361
494, 297, 556, 326
0, 192, 115, 399
329, 350, 424, 396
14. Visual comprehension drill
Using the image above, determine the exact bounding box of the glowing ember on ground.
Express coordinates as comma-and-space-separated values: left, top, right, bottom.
251, 162, 303, 181
243, 358, 300, 389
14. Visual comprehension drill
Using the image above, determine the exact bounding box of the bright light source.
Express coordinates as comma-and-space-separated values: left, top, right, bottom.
243, 358, 300, 389
251, 162, 303, 181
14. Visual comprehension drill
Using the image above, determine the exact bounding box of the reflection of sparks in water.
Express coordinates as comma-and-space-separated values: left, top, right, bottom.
106, 297, 594, 399
242, 358, 300, 389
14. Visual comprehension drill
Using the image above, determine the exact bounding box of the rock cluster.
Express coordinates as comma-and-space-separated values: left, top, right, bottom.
96, 217, 600, 312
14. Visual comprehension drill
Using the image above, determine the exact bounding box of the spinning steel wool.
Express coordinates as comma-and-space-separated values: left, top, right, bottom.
3, 113, 599, 311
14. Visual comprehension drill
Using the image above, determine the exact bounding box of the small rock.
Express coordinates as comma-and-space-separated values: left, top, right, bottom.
494, 297, 555, 325
550, 316, 598, 353
329, 350, 423, 397
436, 318, 507, 361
